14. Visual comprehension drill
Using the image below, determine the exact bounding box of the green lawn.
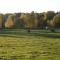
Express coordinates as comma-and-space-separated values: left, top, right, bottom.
0, 29, 60, 60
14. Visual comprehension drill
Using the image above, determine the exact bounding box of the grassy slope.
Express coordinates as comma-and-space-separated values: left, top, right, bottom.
0, 29, 60, 60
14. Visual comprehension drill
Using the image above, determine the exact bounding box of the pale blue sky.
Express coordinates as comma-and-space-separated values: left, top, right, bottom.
0, 0, 60, 13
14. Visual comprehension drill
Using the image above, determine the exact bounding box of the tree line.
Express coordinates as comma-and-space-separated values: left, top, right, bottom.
0, 11, 60, 30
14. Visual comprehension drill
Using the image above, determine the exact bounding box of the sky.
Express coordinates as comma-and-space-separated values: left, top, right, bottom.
0, 0, 60, 13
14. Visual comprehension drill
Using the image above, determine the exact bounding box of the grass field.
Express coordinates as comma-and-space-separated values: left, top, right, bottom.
0, 29, 60, 60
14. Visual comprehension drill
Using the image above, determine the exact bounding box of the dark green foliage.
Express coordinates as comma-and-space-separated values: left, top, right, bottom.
14, 19, 25, 28
44, 11, 55, 20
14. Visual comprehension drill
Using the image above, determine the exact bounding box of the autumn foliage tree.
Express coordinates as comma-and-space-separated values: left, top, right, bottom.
5, 15, 14, 28
0, 14, 4, 31
52, 14, 60, 28
0, 10, 60, 30
20, 11, 38, 32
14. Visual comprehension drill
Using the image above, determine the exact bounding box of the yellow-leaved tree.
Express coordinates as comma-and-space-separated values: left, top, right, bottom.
20, 11, 37, 32
5, 15, 14, 28
0, 14, 3, 30
0, 14, 3, 26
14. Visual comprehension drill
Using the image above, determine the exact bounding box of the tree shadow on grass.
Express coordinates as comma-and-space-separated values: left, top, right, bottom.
0, 34, 24, 38
0, 30, 60, 38
43, 34, 60, 38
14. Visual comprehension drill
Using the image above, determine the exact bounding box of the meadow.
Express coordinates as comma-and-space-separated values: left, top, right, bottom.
0, 29, 60, 60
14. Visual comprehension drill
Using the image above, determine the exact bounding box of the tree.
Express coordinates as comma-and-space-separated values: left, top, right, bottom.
0, 14, 4, 31
44, 11, 55, 20
52, 14, 60, 28
37, 13, 46, 28
40, 11, 56, 30
20, 11, 37, 32
47, 14, 60, 32
5, 15, 14, 28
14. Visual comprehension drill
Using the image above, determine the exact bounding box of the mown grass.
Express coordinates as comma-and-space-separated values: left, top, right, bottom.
0, 29, 60, 60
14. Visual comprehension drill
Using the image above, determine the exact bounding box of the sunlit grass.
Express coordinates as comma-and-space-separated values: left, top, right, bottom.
0, 29, 60, 60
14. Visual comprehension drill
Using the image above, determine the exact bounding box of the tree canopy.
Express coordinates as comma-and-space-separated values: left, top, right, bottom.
0, 11, 60, 29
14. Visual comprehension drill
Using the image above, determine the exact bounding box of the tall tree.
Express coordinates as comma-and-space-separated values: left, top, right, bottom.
5, 15, 14, 28
52, 14, 60, 28
0, 14, 4, 31
44, 11, 55, 20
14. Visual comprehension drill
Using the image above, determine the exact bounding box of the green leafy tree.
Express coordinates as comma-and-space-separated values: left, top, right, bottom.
44, 11, 55, 20
37, 13, 46, 28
